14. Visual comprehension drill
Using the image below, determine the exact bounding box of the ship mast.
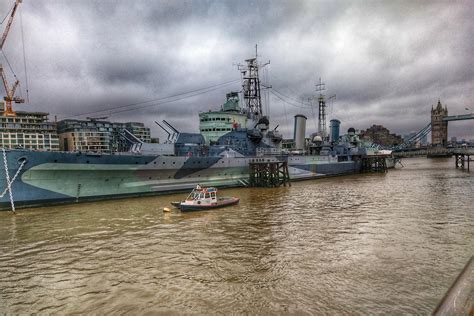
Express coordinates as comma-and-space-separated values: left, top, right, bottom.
315, 78, 327, 139
238, 45, 269, 123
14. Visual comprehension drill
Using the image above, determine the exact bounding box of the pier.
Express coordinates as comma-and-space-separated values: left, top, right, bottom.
393, 147, 474, 159
453, 148, 472, 172
360, 155, 388, 173
248, 159, 291, 187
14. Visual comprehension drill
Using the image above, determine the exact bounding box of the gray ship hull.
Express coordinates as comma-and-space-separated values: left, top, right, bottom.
0, 150, 360, 210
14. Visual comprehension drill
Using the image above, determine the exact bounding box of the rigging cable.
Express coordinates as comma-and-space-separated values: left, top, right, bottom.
271, 87, 312, 107
270, 88, 311, 108
1, 50, 17, 79
64, 79, 241, 119
20, 7, 29, 102
0, 3, 14, 25
108, 80, 239, 116
269, 87, 290, 134
270, 73, 309, 101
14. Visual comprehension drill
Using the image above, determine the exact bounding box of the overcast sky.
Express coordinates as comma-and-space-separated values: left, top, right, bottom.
1, 0, 473, 140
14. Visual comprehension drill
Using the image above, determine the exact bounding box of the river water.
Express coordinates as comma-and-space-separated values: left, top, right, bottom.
0, 157, 472, 314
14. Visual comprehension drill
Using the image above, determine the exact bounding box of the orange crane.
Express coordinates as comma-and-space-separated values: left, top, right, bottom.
1, 0, 24, 116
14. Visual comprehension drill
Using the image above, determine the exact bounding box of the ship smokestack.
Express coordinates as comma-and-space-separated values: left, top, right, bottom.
293, 114, 307, 151
329, 119, 341, 143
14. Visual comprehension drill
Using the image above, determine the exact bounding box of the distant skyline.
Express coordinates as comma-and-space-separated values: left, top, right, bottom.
1, 0, 473, 140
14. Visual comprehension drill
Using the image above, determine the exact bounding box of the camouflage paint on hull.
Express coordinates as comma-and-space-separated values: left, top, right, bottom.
0, 150, 360, 210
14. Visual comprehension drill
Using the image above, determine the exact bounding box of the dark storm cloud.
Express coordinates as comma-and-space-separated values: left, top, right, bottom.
0, 0, 472, 140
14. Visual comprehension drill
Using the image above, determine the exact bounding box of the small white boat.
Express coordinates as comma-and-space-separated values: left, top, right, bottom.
171, 186, 239, 212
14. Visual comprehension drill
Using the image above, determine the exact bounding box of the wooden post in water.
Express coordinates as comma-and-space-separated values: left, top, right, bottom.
361, 155, 388, 173
248, 160, 290, 187
454, 154, 464, 169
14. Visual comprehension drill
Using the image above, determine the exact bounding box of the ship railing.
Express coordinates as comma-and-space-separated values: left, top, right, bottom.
256, 147, 283, 156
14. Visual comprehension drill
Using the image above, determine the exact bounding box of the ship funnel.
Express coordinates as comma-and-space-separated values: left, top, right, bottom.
293, 114, 307, 150
329, 119, 341, 143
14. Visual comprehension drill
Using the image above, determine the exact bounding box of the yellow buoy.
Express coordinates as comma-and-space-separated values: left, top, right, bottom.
163, 207, 171, 212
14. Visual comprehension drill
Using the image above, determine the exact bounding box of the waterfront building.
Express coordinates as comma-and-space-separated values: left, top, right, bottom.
360, 124, 403, 147
431, 99, 448, 146
57, 119, 151, 153
199, 92, 248, 144
0, 102, 59, 151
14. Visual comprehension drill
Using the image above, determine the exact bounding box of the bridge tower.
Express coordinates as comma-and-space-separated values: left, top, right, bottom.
431, 99, 448, 146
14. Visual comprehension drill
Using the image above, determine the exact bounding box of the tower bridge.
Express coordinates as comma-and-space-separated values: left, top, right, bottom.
443, 114, 474, 122
397, 100, 473, 149
430, 99, 473, 146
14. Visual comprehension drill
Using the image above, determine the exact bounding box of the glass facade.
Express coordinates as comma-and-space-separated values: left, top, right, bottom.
57, 119, 151, 153
0, 106, 59, 151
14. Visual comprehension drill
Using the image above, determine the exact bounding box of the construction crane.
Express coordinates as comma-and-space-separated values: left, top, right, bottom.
1, 0, 24, 117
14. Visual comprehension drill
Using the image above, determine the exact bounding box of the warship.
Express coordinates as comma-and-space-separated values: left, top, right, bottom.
0, 54, 378, 211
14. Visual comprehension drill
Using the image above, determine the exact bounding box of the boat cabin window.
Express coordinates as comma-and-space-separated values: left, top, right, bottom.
205, 193, 210, 199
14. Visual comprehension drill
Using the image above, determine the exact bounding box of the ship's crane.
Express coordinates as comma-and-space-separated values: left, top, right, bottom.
1, 0, 24, 117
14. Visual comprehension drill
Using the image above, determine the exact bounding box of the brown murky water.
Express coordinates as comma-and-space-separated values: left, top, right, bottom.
0, 157, 473, 314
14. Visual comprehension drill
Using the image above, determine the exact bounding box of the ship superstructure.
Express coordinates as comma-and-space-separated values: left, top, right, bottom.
199, 92, 248, 144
